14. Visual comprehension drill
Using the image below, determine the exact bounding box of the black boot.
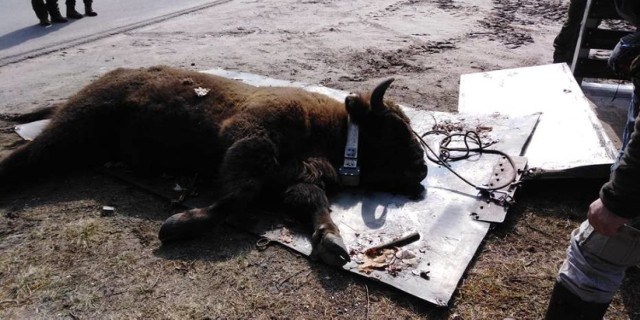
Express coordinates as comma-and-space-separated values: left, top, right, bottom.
545, 281, 610, 320
66, 0, 83, 19
46, 0, 68, 23
32, 0, 51, 26
67, 8, 83, 19
84, 0, 97, 16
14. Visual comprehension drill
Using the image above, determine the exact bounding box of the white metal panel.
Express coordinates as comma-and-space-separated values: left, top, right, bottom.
458, 63, 618, 172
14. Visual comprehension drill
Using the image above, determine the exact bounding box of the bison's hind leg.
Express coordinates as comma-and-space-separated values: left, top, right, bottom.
158, 135, 278, 243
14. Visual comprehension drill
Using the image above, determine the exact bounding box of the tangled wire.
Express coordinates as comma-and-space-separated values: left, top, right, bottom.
412, 128, 518, 193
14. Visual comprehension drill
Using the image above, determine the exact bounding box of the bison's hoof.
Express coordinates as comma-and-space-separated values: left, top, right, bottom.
312, 233, 351, 267
158, 209, 212, 244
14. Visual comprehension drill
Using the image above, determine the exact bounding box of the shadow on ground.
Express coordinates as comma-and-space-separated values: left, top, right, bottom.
0, 21, 73, 53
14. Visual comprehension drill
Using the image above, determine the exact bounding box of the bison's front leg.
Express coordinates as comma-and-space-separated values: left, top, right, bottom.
159, 135, 277, 243
284, 183, 350, 266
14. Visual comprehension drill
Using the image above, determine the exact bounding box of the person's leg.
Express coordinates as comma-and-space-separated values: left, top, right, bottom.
553, 0, 588, 64
45, 0, 67, 23
545, 281, 609, 320
65, 0, 83, 19
546, 220, 640, 319
32, 0, 51, 26
83, 0, 97, 16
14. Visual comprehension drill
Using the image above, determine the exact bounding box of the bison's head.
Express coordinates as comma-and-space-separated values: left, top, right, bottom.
344, 79, 427, 199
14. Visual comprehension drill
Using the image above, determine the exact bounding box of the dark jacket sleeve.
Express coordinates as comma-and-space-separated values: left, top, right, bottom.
600, 114, 640, 219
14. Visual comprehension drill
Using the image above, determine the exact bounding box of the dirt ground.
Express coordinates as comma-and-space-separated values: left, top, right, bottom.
1, 0, 639, 319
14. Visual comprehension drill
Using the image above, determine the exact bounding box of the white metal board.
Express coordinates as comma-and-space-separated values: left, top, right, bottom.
458, 63, 618, 174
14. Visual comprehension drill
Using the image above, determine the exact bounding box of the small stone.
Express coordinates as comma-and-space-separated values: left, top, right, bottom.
395, 249, 416, 260
101, 206, 115, 216
451, 313, 463, 320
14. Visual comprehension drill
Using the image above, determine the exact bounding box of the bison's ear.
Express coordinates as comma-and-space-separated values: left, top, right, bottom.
370, 78, 394, 114
345, 94, 371, 122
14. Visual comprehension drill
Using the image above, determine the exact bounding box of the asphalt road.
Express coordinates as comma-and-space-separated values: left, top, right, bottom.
0, 0, 231, 66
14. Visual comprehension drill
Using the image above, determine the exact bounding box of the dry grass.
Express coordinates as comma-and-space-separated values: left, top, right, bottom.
1, 129, 639, 320
454, 179, 640, 320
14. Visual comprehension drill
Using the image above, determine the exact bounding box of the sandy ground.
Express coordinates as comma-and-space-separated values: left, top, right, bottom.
0, 0, 564, 114
1, 0, 639, 319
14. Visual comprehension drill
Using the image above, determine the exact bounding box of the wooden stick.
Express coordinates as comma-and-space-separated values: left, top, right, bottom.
365, 231, 420, 255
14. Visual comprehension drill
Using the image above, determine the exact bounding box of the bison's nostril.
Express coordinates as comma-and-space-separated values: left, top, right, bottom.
406, 162, 428, 182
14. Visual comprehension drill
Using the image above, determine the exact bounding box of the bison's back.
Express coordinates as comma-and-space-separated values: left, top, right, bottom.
68, 66, 250, 119
42, 66, 346, 178
46, 66, 258, 177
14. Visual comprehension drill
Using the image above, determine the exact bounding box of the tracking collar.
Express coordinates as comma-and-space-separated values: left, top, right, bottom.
338, 116, 361, 186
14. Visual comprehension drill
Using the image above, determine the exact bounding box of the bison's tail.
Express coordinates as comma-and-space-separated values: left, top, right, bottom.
0, 106, 58, 124
0, 103, 115, 190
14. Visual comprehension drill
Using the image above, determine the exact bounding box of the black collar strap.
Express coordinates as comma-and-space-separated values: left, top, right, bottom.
338, 116, 361, 186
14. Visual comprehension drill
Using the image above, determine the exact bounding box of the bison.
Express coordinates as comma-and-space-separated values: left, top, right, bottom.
0, 66, 428, 266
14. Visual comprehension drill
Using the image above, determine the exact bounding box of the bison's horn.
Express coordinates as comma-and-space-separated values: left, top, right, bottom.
370, 78, 394, 113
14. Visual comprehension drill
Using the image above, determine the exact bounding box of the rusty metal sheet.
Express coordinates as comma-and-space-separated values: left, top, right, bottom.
458, 63, 618, 178
471, 156, 528, 223
13, 70, 539, 306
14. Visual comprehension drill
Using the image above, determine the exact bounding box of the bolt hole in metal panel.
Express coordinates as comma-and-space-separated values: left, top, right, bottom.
17, 67, 611, 306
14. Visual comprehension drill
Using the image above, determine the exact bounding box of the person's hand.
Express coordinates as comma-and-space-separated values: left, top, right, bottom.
587, 198, 630, 236
607, 33, 640, 76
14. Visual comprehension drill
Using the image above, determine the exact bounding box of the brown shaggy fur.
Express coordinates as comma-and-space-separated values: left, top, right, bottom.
0, 66, 427, 266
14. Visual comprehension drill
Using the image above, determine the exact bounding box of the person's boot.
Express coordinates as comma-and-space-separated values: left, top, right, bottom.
46, 1, 68, 23
32, 0, 51, 26
84, 1, 97, 16
66, 0, 83, 19
545, 281, 610, 320
67, 8, 83, 19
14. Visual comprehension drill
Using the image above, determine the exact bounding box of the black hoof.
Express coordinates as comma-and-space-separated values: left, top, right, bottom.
158, 209, 213, 243
311, 233, 351, 266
